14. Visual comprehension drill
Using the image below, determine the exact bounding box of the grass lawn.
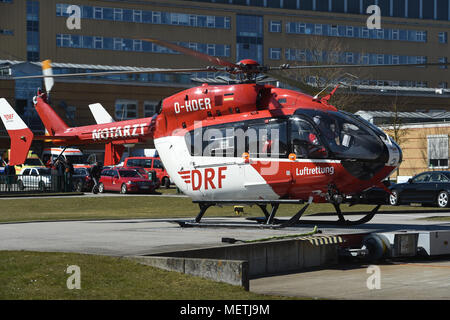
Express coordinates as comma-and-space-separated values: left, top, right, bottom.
0, 191, 448, 223
0, 251, 288, 300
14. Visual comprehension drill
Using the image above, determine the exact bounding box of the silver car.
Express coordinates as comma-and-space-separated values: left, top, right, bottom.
17, 167, 52, 191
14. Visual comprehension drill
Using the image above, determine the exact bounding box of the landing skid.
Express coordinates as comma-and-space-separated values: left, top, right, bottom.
175, 200, 381, 228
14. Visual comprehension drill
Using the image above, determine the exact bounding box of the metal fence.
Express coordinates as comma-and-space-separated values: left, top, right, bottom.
0, 174, 76, 194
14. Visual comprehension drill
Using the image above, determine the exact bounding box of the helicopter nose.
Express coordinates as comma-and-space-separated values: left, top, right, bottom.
340, 137, 401, 181
382, 136, 402, 168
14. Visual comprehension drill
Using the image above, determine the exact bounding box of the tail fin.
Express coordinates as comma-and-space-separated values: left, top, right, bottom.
0, 98, 34, 165
34, 94, 69, 135
89, 103, 115, 124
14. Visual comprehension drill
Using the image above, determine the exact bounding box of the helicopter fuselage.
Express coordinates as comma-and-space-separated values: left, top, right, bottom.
153, 83, 401, 203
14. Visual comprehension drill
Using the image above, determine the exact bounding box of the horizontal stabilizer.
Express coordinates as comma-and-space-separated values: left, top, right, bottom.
89, 103, 115, 124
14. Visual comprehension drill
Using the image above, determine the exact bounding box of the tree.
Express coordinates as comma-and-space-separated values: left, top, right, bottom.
274, 36, 369, 111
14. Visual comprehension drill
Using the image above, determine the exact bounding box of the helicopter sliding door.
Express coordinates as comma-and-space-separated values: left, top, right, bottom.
184, 121, 250, 199
244, 118, 291, 198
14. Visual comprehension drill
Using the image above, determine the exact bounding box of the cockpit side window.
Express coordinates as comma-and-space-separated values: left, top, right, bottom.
290, 118, 328, 159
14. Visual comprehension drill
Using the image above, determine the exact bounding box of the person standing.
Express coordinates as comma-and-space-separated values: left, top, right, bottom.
90, 161, 102, 194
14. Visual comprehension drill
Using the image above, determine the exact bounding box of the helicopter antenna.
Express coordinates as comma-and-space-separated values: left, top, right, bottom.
313, 73, 359, 100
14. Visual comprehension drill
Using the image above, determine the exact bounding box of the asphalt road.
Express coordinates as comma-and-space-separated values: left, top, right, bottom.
0, 211, 449, 255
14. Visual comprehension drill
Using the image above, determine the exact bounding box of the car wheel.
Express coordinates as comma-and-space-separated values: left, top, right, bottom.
389, 190, 399, 206
436, 191, 449, 208
17, 180, 24, 191
76, 181, 83, 192
98, 183, 105, 193
163, 177, 170, 189
120, 183, 127, 194
38, 181, 45, 192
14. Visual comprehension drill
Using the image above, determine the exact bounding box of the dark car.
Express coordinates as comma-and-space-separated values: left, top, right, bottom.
348, 180, 393, 205
72, 167, 94, 192
389, 171, 450, 208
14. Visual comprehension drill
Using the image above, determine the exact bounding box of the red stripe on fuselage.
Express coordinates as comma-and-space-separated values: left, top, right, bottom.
250, 160, 395, 202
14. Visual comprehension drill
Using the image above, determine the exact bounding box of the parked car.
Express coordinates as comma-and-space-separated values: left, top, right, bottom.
72, 167, 94, 192
17, 167, 52, 191
389, 171, 450, 208
98, 168, 157, 194
122, 156, 171, 188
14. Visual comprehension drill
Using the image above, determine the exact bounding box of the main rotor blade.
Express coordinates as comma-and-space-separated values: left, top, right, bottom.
140, 38, 238, 70
270, 62, 450, 70
13, 67, 217, 80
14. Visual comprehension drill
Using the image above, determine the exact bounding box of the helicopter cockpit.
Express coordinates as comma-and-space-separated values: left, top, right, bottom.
293, 109, 388, 163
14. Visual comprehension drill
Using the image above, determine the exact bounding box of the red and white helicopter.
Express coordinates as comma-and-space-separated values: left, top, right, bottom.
1, 38, 448, 227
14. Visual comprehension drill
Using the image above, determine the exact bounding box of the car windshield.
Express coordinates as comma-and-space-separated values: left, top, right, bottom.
127, 159, 152, 167
66, 155, 85, 164
25, 158, 43, 166
153, 159, 164, 169
74, 168, 88, 175
119, 170, 142, 178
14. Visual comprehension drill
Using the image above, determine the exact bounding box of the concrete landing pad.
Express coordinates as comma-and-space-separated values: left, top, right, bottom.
0, 211, 449, 256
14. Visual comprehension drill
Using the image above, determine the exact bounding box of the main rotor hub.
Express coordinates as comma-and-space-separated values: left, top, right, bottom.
236, 59, 261, 73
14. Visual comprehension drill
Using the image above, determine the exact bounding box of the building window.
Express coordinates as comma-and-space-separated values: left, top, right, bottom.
345, 52, 354, 64
115, 100, 138, 120
207, 44, 215, 56
314, 23, 323, 35
416, 31, 427, 42
0, 29, 14, 35
428, 135, 449, 169
439, 57, 448, 69
330, 25, 338, 36
346, 26, 354, 37
94, 36, 103, 49
94, 7, 103, 19
439, 32, 448, 44
133, 39, 142, 52
113, 8, 123, 21
144, 101, 159, 117
270, 20, 281, 32
439, 82, 448, 88
133, 10, 142, 23
269, 48, 281, 60
392, 55, 400, 64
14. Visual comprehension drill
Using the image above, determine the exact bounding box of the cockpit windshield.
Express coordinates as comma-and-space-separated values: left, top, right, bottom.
294, 109, 385, 161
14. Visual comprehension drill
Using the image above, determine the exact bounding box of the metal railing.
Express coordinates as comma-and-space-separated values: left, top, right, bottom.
0, 174, 77, 194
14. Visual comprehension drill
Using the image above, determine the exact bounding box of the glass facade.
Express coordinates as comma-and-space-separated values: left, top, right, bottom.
56, 34, 230, 57
284, 20, 428, 42
26, 0, 39, 62
180, 0, 450, 21
283, 47, 427, 66
236, 15, 264, 64
56, 3, 231, 29
49, 65, 199, 85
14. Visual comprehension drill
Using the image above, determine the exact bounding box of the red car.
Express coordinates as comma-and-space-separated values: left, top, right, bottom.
98, 167, 157, 194
122, 156, 171, 188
